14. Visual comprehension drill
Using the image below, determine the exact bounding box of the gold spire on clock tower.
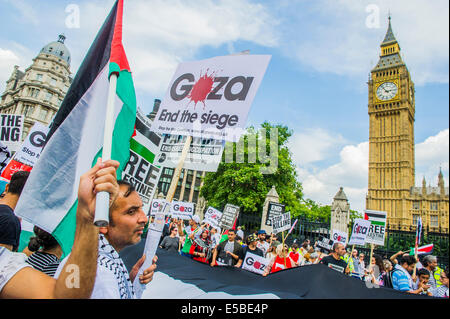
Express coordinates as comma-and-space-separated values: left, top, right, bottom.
366, 16, 416, 230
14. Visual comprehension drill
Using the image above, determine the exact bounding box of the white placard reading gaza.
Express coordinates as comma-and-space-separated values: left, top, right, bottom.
203, 206, 223, 230
242, 252, 270, 275
331, 229, 348, 246
348, 218, 371, 246
150, 199, 168, 216
152, 55, 271, 142
169, 201, 195, 220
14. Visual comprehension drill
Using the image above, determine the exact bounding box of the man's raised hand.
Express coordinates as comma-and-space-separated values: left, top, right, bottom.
77, 158, 120, 223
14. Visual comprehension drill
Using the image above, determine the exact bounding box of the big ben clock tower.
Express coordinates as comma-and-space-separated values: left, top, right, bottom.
366, 17, 416, 230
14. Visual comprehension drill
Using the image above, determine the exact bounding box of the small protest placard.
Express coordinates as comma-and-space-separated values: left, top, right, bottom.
0, 114, 24, 153
219, 204, 240, 230
316, 236, 334, 253
169, 201, 195, 220
203, 206, 223, 230
348, 218, 371, 246
265, 202, 285, 227
272, 212, 291, 234
242, 252, 270, 275
331, 229, 348, 246
149, 199, 168, 216
364, 210, 387, 246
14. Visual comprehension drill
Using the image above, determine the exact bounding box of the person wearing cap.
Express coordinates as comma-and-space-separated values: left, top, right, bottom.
256, 230, 270, 256
177, 215, 201, 259
235, 233, 264, 268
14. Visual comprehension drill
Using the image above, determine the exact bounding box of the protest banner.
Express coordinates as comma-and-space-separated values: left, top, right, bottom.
331, 229, 348, 246
364, 210, 387, 246
265, 202, 285, 227
14, 122, 49, 167
0, 114, 24, 153
155, 134, 225, 172
219, 204, 240, 230
203, 206, 223, 231
151, 54, 271, 142
0, 122, 49, 181
413, 216, 423, 277
0, 141, 11, 175
348, 218, 371, 246
122, 108, 162, 213
316, 236, 334, 253
169, 201, 195, 220
272, 212, 291, 235
242, 252, 270, 275
133, 200, 170, 297
150, 199, 168, 216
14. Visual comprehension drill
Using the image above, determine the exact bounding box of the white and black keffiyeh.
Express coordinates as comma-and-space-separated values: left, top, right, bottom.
98, 234, 135, 299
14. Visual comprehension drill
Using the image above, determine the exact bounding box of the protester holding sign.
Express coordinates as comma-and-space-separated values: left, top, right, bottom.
178, 215, 201, 258
262, 243, 296, 276
190, 228, 212, 264
235, 234, 264, 268
320, 243, 350, 274
54, 179, 158, 299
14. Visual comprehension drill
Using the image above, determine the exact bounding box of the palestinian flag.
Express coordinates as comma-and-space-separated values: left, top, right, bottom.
119, 242, 426, 299
409, 243, 434, 256
415, 216, 423, 249
364, 210, 387, 226
15, 0, 136, 256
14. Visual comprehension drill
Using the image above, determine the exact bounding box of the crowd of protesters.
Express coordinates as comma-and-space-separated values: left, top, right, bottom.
158, 214, 449, 298
0, 169, 448, 299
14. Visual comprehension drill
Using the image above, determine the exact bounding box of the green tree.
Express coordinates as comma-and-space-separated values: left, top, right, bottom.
200, 122, 303, 216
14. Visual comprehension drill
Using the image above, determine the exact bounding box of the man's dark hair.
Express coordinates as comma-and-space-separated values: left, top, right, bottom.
400, 255, 417, 266
8, 171, 30, 195
417, 268, 430, 278
117, 180, 135, 197
228, 229, 236, 234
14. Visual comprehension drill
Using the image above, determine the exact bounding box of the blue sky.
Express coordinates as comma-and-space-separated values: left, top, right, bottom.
0, 0, 448, 214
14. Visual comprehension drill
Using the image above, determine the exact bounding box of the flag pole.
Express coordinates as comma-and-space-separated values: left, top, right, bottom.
165, 135, 192, 203
94, 72, 118, 227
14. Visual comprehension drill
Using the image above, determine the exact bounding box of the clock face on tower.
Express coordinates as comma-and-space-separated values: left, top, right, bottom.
376, 82, 398, 101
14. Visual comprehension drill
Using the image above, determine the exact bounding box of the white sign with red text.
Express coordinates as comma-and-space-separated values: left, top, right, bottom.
152, 55, 271, 142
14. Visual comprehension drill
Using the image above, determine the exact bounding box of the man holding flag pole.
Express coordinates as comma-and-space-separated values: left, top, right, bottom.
13, 0, 158, 298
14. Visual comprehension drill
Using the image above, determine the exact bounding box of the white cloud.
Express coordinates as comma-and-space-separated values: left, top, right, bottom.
415, 129, 449, 186
70, 0, 279, 94
0, 48, 21, 90
288, 128, 347, 166
295, 141, 369, 214
287, 0, 449, 85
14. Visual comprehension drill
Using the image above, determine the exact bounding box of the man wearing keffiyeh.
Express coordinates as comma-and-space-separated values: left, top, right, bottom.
55, 180, 157, 299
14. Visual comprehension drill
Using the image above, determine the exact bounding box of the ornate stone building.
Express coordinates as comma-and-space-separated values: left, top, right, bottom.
0, 35, 72, 147
330, 187, 350, 234
366, 18, 449, 233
